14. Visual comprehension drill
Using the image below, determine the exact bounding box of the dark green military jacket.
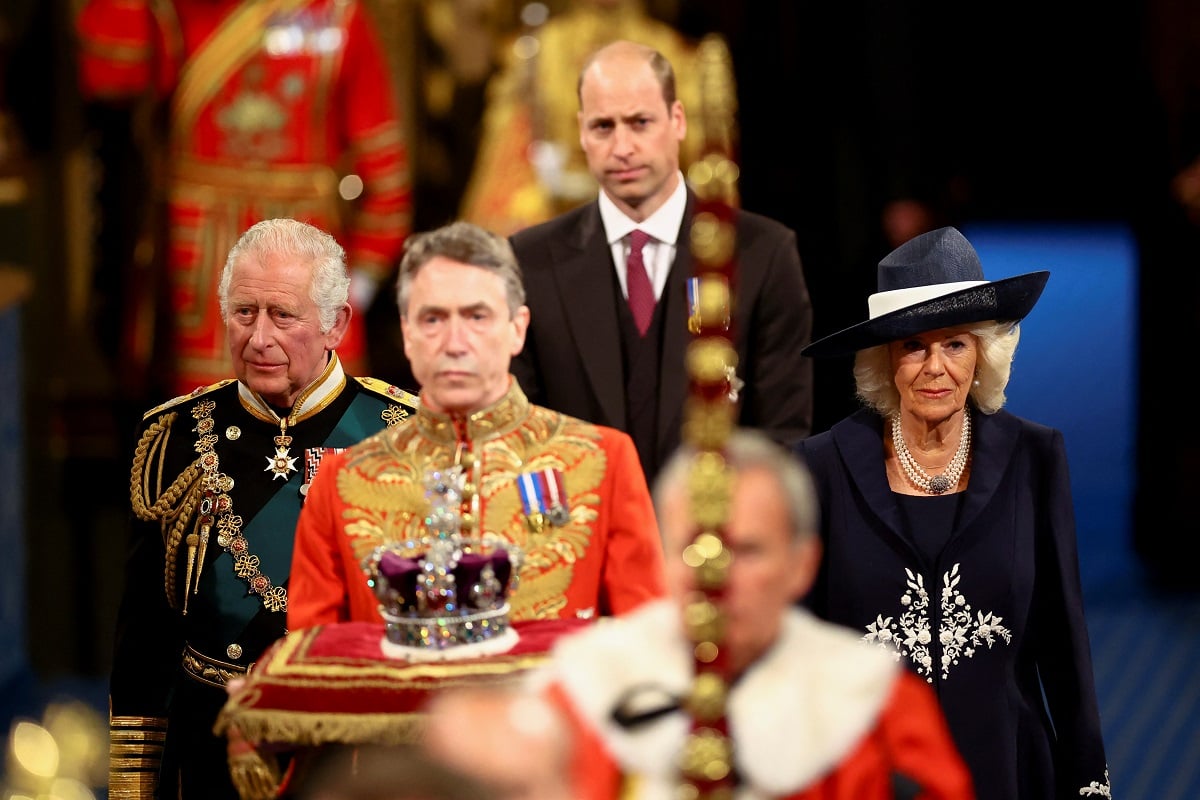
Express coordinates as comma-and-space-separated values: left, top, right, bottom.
109, 356, 417, 800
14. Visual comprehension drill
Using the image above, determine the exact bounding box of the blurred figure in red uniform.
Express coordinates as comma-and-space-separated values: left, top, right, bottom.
75, 0, 412, 398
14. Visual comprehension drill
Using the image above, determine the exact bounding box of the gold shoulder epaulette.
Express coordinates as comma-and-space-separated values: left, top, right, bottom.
355, 376, 420, 410
127, 407, 204, 609
141, 379, 237, 420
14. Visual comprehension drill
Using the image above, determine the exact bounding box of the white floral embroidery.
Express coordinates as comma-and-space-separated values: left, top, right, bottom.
862, 563, 1012, 680
1079, 767, 1111, 797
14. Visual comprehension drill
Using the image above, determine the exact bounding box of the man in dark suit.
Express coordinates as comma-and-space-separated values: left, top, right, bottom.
509, 39, 813, 487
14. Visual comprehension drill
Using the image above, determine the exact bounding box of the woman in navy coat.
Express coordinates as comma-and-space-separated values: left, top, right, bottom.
794, 227, 1111, 799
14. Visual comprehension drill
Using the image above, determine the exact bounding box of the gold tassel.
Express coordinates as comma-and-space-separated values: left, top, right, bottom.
194, 523, 210, 592
182, 533, 198, 616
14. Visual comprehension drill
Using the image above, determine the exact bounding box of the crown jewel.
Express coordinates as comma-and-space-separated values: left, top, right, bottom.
363, 464, 523, 660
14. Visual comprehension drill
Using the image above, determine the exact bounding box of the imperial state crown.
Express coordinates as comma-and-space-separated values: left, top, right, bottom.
362, 463, 523, 661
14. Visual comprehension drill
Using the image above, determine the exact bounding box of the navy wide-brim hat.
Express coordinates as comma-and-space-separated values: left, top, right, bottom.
802, 226, 1050, 358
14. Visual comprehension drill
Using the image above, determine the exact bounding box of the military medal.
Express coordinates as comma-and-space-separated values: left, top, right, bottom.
688, 275, 741, 401
543, 468, 571, 526
517, 471, 546, 533
301, 446, 346, 497
518, 468, 570, 532
686, 277, 703, 335
265, 417, 298, 480
687, 275, 732, 336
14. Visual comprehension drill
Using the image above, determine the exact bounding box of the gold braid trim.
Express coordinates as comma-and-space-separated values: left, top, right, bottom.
130, 413, 199, 520
129, 412, 204, 608
109, 715, 167, 800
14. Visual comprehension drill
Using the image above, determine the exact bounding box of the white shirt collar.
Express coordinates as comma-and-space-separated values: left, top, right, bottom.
238, 351, 347, 424
598, 172, 688, 246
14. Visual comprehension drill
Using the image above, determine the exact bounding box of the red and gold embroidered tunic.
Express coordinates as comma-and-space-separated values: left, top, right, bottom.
288, 379, 668, 628
76, 0, 412, 393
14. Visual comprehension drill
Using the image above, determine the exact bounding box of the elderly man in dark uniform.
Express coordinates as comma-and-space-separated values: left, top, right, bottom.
108, 218, 418, 800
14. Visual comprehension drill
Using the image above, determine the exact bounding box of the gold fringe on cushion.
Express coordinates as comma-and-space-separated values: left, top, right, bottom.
218, 708, 426, 749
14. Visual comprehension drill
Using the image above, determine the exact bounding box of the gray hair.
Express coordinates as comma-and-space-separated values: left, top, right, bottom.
852, 320, 1021, 417
395, 221, 526, 318
218, 218, 349, 333
653, 428, 818, 545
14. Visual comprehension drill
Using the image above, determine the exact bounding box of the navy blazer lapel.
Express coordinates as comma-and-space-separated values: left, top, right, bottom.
956, 408, 1020, 534
833, 410, 905, 539
553, 204, 627, 427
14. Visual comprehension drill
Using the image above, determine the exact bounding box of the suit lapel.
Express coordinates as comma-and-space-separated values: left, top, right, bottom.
657, 206, 693, 458
834, 411, 906, 541
954, 409, 1017, 535
553, 205, 627, 426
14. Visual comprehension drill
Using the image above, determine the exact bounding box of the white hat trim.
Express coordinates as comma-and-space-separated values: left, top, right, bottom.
867, 280, 988, 319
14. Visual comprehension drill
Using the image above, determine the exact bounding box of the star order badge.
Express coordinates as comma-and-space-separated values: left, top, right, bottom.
266, 419, 298, 480
725, 365, 745, 403
266, 446, 298, 480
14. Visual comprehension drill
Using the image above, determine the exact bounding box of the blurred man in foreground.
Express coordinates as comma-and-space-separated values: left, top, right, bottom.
532, 428, 975, 799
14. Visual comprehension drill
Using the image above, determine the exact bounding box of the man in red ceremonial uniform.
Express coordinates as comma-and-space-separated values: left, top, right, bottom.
75, 0, 411, 395
533, 429, 976, 800
288, 221, 667, 628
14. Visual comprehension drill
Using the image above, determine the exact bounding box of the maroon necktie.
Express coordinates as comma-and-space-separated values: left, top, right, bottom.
626, 229, 655, 336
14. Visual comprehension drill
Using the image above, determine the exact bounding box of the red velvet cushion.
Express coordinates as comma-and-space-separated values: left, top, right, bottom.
215, 619, 589, 747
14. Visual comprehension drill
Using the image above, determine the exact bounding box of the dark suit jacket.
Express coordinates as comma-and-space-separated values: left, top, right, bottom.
794, 407, 1110, 800
509, 192, 813, 486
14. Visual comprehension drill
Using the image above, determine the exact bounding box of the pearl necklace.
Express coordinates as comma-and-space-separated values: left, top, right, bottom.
891, 407, 971, 495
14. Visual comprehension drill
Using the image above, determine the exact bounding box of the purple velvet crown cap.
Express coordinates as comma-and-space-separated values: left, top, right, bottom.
376, 548, 514, 613
363, 534, 524, 654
